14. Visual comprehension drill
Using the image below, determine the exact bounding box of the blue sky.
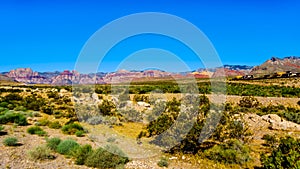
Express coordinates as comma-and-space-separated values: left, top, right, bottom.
0, 0, 300, 72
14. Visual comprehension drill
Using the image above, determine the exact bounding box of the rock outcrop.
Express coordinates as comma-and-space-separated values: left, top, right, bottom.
261, 114, 300, 131
245, 113, 300, 132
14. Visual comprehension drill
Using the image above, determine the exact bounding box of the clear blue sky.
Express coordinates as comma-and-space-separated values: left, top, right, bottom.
1, 0, 300, 72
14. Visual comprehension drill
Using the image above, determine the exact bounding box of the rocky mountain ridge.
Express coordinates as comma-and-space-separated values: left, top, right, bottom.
250, 56, 300, 75
2, 56, 299, 84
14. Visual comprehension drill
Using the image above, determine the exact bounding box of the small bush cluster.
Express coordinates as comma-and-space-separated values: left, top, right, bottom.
204, 139, 251, 164
0, 111, 28, 126
261, 136, 300, 169
48, 121, 62, 129
28, 145, 55, 160
46, 137, 129, 168
56, 139, 80, 155
157, 157, 169, 167
3, 137, 18, 146
84, 145, 129, 169
133, 94, 149, 103
46, 137, 62, 150
72, 144, 93, 165
61, 123, 85, 135
98, 99, 116, 116
27, 126, 47, 136
238, 96, 260, 108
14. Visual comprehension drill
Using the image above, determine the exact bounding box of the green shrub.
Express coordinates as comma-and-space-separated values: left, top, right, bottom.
85, 145, 129, 168
62, 123, 85, 135
41, 106, 53, 115
72, 144, 93, 165
0, 125, 4, 131
13, 115, 28, 126
27, 126, 43, 134
204, 139, 251, 164
27, 126, 46, 136
36, 118, 50, 126
98, 99, 116, 116
157, 157, 169, 167
0, 112, 28, 126
238, 96, 260, 108
75, 130, 84, 137
46, 137, 62, 150
28, 145, 55, 161
262, 134, 278, 148
3, 137, 18, 146
48, 121, 62, 129
36, 130, 47, 136
56, 139, 79, 155
261, 136, 300, 169
14, 106, 27, 111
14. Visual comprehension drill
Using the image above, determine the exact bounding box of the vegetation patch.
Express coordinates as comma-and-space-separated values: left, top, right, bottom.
46, 137, 62, 150
28, 145, 55, 161
3, 137, 19, 146
84, 145, 129, 169
261, 136, 300, 169
56, 139, 80, 155
61, 123, 85, 135
157, 157, 169, 167
27, 126, 47, 136
0, 111, 28, 126
204, 139, 251, 164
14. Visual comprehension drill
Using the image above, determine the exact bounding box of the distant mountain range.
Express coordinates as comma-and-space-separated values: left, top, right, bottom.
1, 56, 299, 84
250, 56, 300, 75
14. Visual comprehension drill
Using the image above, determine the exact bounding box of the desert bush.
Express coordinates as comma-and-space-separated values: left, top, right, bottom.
261, 136, 300, 169
22, 95, 46, 111
0, 112, 28, 126
204, 139, 251, 164
61, 123, 85, 135
281, 108, 300, 124
56, 139, 80, 155
2, 93, 23, 102
0, 102, 9, 108
48, 121, 62, 129
85, 145, 129, 168
53, 111, 63, 119
41, 106, 53, 115
36, 118, 50, 126
14, 106, 27, 111
133, 94, 149, 103
238, 96, 260, 108
3, 137, 18, 146
98, 99, 116, 116
27, 126, 46, 136
72, 144, 93, 165
36, 130, 47, 136
46, 137, 62, 150
75, 130, 84, 137
262, 134, 278, 148
157, 157, 169, 167
28, 145, 55, 161
47, 91, 59, 99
